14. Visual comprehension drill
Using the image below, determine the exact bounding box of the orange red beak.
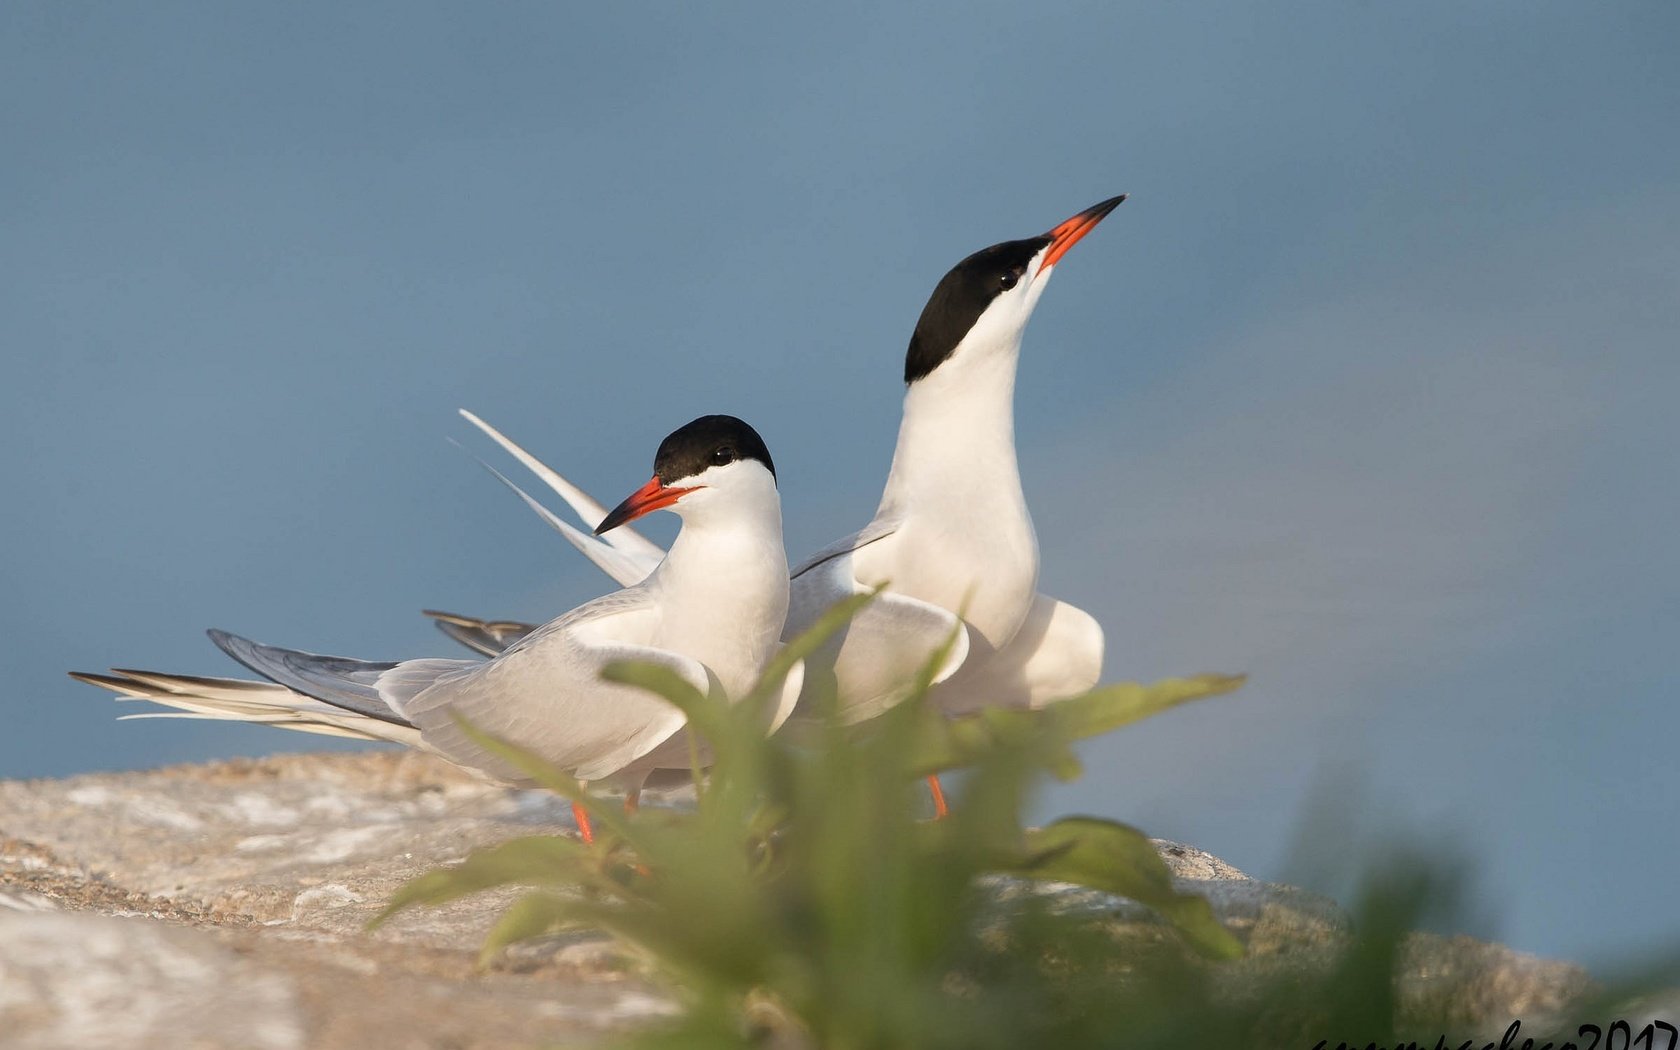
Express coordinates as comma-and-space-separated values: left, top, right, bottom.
1039, 193, 1127, 271
596, 476, 697, 534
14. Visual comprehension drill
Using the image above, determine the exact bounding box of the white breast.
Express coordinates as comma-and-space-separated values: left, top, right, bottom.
646, 502, 790, 701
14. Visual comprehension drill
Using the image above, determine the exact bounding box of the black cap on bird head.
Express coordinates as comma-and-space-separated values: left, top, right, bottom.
903, 194, 1126, 384
652, 414, 775, 485
595, 414, 776, 535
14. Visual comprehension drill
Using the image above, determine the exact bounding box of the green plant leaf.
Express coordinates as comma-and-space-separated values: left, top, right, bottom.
1008, 816, 1243, 961
478, 891, 579, 966
598, 661, 717, 734
395, 657, 1260, 1043
1053, 674, 1249, 741
370, 834, 586, 928
741, 588, 880, 719
911, 674, 1247, 777
448, 715, 643, 849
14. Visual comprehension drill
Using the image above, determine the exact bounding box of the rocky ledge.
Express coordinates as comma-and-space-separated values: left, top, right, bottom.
0, 752, 1596, 1049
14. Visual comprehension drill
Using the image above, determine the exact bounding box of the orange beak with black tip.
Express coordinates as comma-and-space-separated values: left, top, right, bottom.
1039, 193, 1127, 271
596, 476, 698, 535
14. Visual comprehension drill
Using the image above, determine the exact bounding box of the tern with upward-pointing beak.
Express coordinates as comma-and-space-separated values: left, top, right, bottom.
74, 416, 797, 843
430, 197, 1127, 812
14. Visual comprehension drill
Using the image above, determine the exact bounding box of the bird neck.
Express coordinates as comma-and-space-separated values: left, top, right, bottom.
660, 496, 789, 597
652, 497, 790, 699
879, 343, 1023, 517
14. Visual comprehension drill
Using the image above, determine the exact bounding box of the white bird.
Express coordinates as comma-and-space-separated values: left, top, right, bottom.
73, 415, 798, 842
429, 197, 1126, 815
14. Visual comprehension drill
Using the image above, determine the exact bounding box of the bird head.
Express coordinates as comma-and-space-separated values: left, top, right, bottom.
903, 194, 1126, 385
595, 414, 778, 534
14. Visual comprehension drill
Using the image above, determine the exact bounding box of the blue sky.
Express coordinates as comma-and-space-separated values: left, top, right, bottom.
4, 3, 1676, 968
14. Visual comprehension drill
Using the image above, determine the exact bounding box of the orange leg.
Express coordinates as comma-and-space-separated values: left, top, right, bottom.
571, 800, 595, 845
925, 774, 949, 820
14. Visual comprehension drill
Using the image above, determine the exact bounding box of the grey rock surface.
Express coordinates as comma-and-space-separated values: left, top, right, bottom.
0, 910, 303, 1050
0, 751, 1597, 1049
0, 752, 677, 1049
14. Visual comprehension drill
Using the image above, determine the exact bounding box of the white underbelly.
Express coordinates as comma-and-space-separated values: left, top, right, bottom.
857, 517, 1039, 651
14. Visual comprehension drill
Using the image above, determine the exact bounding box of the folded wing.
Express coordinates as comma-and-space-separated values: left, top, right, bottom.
98, 588, 715, 785
785, 547, 970, 725
928, 593, 1104, 716
398, 590, 713, 782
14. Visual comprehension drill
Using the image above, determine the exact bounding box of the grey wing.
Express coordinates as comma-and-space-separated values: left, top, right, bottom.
496, 586, 661, 656
423, 585, 652, 660
790, 515, 901, 580
784, 543, 971, 726
399, 587, 713, 783
930, 594, 1105, 716
207, 629, 415, 726
207, 629, 480, 728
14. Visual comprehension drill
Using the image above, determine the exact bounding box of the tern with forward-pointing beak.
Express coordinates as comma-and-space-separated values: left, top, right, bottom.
428, 197, 1126, 815
74, 415, 797, 843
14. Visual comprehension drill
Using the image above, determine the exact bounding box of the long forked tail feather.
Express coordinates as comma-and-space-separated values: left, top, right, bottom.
458, 409, 664, 562
450, 443, 656, 589
206, 629, 412, 726
68, 669, 423, 745
455, 410, 664, 588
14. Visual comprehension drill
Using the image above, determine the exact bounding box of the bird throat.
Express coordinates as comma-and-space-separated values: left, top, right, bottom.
873, 349, 1040, 648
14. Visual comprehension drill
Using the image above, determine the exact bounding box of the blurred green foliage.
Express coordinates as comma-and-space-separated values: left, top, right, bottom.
374, 596, 1635, 1048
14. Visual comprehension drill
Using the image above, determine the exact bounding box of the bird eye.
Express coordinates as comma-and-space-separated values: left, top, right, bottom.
999, 269, 1020, 290
711, 447, 736, 466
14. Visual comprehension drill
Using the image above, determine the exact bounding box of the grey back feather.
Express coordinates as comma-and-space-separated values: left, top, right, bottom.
207, 629, 419, 727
